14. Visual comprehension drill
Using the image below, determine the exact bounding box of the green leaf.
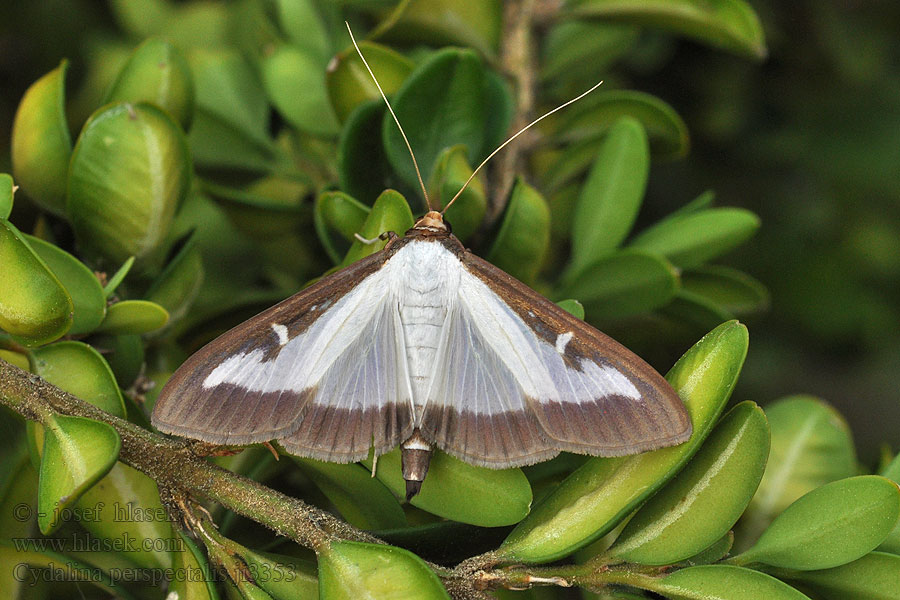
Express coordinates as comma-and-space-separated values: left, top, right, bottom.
30, 341, 126, 417
341, 189, 414, 267
95, 299, 170, 335
736, 396, 857, 550
567, 117, 649, 278
541, 21, 639, 85
239, 549, 318, 600
609, 402, 769, 565
556, 249, 679, 320
318, 540, 450, 600
11, 61, 72, 216
500, 321, 749, 563
556, 299, 585, 320
275, 0, 331, 62
681, 266, 770, 315
67, 103, 192, 266
657, 291, 734, 333
363, 448, 532, 527
145, 232, 204, 325
654, 565, 809, 600
315, 190, 371, 263
679, 532, 734, 566
105, 37, 195, 129
568, 0, 767, 59
92, 334, 145, 388
375, 0, 502, 57
23, 234, 107, 335
428, 145, 486, 242
0, 174, 14, 219
0, 219, 73, 345
383, 48, 489, 193
485, 178, 551, 285
291, 458, 407, 530
339, 101, 411, 204
261, 45, 339, 137
37, 414, 121, 534
628, 208, 760, 269
731, 476, 900, 570
326, 41, 414, 123
878, 453, 900, 554
170, 530, 222, 600
776, 552, 900, 600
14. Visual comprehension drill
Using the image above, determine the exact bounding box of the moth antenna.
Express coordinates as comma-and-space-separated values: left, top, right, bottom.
345, 22, 431, 210
441, 80, 604, 216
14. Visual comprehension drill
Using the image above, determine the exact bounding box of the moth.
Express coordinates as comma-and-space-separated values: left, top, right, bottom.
151, 27, 692, 499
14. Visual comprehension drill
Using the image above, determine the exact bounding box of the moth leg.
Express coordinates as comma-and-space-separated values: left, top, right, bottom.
353, 231, 399, 245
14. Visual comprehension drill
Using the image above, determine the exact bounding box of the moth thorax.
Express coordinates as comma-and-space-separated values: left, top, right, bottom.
414, 211, 447, 231
400, 430, 433, 500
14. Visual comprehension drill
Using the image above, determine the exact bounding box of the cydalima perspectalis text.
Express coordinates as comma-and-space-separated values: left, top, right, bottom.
151, 26, 692, 499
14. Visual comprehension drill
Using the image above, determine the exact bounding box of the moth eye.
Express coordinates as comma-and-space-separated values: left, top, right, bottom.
444, 218, 453, 234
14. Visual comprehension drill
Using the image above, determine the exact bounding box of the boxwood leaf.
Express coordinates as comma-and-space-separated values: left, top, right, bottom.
30, 341, 126, 417
556, 249, 679, 320
170, 530, 222, 600
567, 117, 649, 279
341, 189, 414, 267
567, 0, 767, 59
654, 565, 809, 600
37, 414, 120, 534
316, 191, 371, 264
67, 103, 192, 267
428, 145, 486, 242
556, 299, 585, 320
736, 396, 857, 549
362, 448, 532, 527
776, 551, 900, 600
679, 532, 734, 566
0, 174, 13, 219
239, 548, 318, 600
11, 61, 71, 216
103, 256, 135, 298
374, 0, 502, 57
628, 208, 760, 269
878, 453, 900, 554
145, 232, 204, 325
608, 402, 769, 565
731, 475, 900, 570
319, 540, 450, 600
261, 45, 339, 137
326, 40, 414, 123
23, 234, 106, 335
275, 0, 331, 62
382, 48, 488, 194
681, 266, 769, 315
291, 458, 407, 530
0, 219, 73, 345
500, 321, 748, 563
95, 299, 170, 335
485, 178, 550, 285
105, 37, 195, 129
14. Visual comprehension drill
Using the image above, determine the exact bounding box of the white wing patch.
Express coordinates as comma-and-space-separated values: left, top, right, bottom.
555, 332, 573, 354
271, 323, 289, 346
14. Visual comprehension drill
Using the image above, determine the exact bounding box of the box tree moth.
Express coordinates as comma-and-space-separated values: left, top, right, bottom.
151, 26, 692, 500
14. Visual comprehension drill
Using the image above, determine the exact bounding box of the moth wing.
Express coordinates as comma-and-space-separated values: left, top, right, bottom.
420, 251, 691, 468
151, 251, 415, 461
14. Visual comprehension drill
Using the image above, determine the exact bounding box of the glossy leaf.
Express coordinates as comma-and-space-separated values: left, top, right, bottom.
37, 414, 121, 534
341, 189, 414, 266
275, 0, 331, 62
375, 0, 502, 57
878, 453, 900, 554
91, 334, 145, 388
485, 178, 551, 285
23, 234, 106, 335
315, 190, 370, 263
541, 21, 638, 85
104, 256, 135, 298
556, 299, 585, 320
261, 45, 339, 137
11, 61, 71, 216
382, 48, 489, 192
363, 448, 532, 527
568, 0, 767, 59
145, 232, 204, 325
655, 565, 809, 600
339, 101, 409, 204
736, 396, 856, 549
500, 321, 749, 563
556, 249, 679, 320
292, 458, 407, 530
0, 349, 29, 370
326, 40, 414, 122
628, 208, 760, 269
732, 475, 900, 570
681, 266, 769, 314
318, 540, 450, 600
0, 173, 13, 219
777, 552, 900, 600
106, 37, 195, 129
67, 102, 192, 266
430, 145, 486, 242
568, 117, 649, 278
30, 341, 126, 417
95, 299, 170, 335
240, 548, 318, 600
679, 532, 735, 566
608, 402, 769, 565
0, 219, 73, 345
170, 530, 221, 600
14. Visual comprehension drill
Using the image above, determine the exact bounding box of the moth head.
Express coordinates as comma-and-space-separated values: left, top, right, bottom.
413, 210, 449, 233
